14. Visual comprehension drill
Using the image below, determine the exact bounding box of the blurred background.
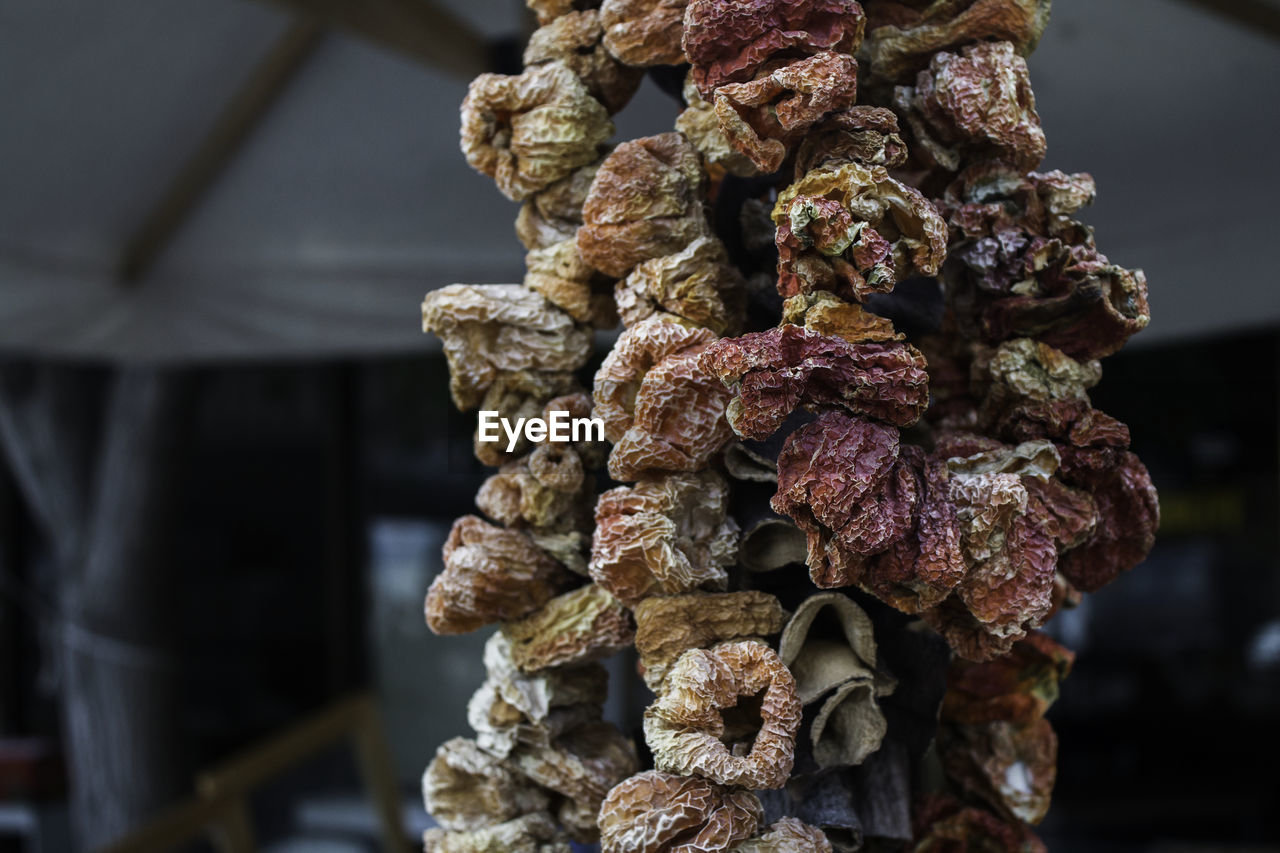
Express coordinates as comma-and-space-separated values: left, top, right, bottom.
0, 0, 1278, 850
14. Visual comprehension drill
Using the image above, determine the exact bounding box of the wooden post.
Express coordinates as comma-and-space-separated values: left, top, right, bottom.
61, 368, 195, 845
249, 0, 490, 78
0, 365, 196, 847
352, 696, 411, 853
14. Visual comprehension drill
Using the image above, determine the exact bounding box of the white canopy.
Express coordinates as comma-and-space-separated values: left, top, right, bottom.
0, 0, 1275, 362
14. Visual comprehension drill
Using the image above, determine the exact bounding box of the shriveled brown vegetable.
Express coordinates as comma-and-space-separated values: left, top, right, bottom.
644, 641, 802, 788
460, 62, 613, 201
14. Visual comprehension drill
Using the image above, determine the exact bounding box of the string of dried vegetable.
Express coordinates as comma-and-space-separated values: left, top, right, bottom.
420, 1, 1156, 850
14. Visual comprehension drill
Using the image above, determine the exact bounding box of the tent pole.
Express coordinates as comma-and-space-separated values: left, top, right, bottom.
251, 0, 490, 78
117, 19, 324, 284
1173, 0, 1280, 40
0, 365, 197, 847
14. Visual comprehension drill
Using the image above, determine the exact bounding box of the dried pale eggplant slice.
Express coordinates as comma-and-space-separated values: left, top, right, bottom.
734, 817, 834, 852
810, 676, 894, 768
779, 593, 896, 768
740, 518, 809, 573
779, 594, 879, 697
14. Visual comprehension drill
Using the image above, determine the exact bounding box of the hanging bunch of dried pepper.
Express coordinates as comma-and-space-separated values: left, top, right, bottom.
421, 0, 1156, 849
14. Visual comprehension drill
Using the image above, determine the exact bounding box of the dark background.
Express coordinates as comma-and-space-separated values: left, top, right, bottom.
4, 337, 1278, 851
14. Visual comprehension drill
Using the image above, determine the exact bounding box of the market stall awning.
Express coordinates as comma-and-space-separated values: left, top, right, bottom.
0, 0, 1276, 362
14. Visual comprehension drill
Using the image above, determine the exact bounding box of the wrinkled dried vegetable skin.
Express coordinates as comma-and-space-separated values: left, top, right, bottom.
600, 0, 690, 66
471, 371, 581, 465
711, 51, 860, 173
684, 0, 866, 96
734, 818, 834, 852
894, 41, 1045, 175
476, 444, 590, 532
426, 516, 575, 635
1055, 445, 1159, 592
952, 475, 1055, 632
524, 239, 618, 329
467, 677, 602, 760
860, 0, 1052, 85
460, 62, 613, 202
501, 583, 635, 672
590, 471, 739, 606
424, 811, 573, 853
633, 590, 786, 687
422, 284, 591, 411
699, 324, 930, 439
507, 720, 640, 833
973, 339, 1120, 448
579, 133, 710, 278
645, 642, 802, 789
516, 161, 601, 251
781, 291, 904, 344
616, 236, 746, 335
772, 411, 919, 582
856, 446, 966, 614
940, 167, 1150, 361
911, 793, 1047, 853
942, 631, 1074, 726
676, 73, 762, 179
595, 317, 718, 440
525, 0, 589, 26
774, 162, 947, 301
599, 771, 763, 853
919, 442, 1062, 661
608, 345, 735, 480
524, 11, 643, 114
423, 738, 551, 832
467, 633, 610, 758
940, 718, 1058, 825
793, 105, 909, 174
424, 0, 1160, 841
593, 316, 734, 480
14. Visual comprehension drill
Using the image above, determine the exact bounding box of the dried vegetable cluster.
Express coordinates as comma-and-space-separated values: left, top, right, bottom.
421, 0, 1156, 849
